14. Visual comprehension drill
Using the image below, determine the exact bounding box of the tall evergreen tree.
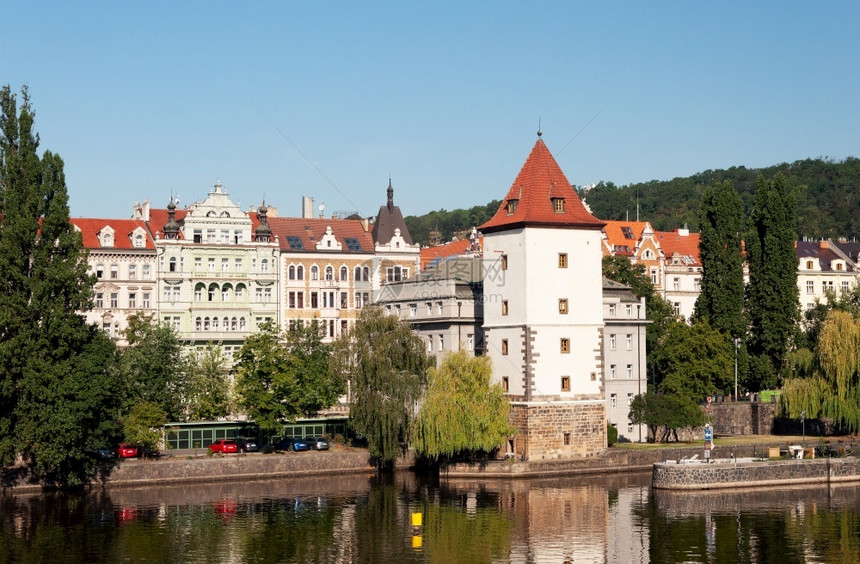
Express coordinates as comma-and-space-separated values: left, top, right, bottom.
745, 173, 800, 390
694, 180, 746, 339
0, 85, 120, 487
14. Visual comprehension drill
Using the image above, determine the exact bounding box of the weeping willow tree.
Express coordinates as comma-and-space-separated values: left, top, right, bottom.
412, 351, 515, 461
782, 311, 860, 432
332, 307, 431, 468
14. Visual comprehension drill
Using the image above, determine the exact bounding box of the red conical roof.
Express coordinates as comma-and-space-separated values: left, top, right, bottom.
479, 138, 604, 233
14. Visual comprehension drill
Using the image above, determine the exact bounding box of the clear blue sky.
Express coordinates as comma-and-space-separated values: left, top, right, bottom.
4, 2, 859, 221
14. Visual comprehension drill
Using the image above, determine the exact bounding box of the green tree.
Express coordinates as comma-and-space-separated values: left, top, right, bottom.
798, 284, 860, 350
119, 313, 187, 421
745, 173, 800, 390
0, 85, 121, 487
782, 310, 860, 433
235, 320, 341, 438
629, 392, 706, 443
412, 351, 514, 461
332, 307, 431, 468
185, 344, 231, 421
122, 401, 168, 452
694, 180, 746, 340
652, 320, 734, 399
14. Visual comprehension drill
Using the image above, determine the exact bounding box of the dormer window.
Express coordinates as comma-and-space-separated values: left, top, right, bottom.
836, 262, 844, 271
806, 260, 813, 269
552, 198, 565, 213
506, 199, 518, 215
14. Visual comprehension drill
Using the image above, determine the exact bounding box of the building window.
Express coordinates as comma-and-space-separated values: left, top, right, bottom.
340, 266, 348, 281
386, 266, 403, 283
610, 393, 617, 408
650, 269, 657, 284
325, 265, 334, 280
673, 302, 681, 316
561, 376, 570, 391
559, 299, 568, 314
438, 334, 444, 351
340, 292, 348, 309
506, 199, 518, 215
558, 253, 568, 268
128, 293, 136, 308
143, 264, 151, 278
609, 334, 616, 350
502, 377, 509, 392
610, 364, 616, 379
128, 265, 136, 280
142, 293, 150, 308
673, 277, 680, 290
806, 260, 813, 269
501, 339, 509, 355
501, 254, 508, 271
409, 303, 417, 317
296, 265, 304, 280
609, 304, 616, 317
843, 281, 850, 293
560, 338, 570, 353
552, 198, 565, 213
806, 280, 814, 294
310, 266, 319, 280
261, 259, 269, 274
95, 293, 103, 308
310, 292, 318, 309
502, 300, 508, 316
110, 265, 118, 279
222, 258, 229, 272
110, 293, 118, 308
627, 393, 634, 406
626, 364, 633, 379
694, 278, 701, 291
626, 334, 632, 350
467, 333, 474, 351
288, 291, 296, 309
96, 265, 104, 278
563, 432, 571, 446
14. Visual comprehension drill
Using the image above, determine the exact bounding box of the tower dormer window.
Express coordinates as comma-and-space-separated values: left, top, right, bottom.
506, 199, 518, 215
552, 198, 565, 213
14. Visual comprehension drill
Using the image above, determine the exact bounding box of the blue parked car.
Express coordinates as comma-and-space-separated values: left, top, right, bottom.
275, 438, 308, 452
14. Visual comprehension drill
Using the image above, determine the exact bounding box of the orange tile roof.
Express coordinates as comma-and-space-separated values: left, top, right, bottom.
268, 217, 374, 253
420, 238, 481, 269
603, 220, 649, 256
479, 138, 604, 233
655, 230, 701, 266
71, 218, 155, 250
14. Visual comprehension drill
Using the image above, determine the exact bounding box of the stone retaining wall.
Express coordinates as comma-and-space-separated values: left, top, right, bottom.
652, 457, 860, 490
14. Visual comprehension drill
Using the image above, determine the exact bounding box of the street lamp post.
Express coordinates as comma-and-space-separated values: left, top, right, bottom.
734, 338, 739, 402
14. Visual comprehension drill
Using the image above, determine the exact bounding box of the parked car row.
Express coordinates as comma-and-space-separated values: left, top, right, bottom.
96, 444, 162, 460
100, 436, 330, 460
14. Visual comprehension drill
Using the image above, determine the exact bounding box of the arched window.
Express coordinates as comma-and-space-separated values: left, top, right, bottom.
288, 265, 296, 280
325, 266, 334, 280
363, 266, 370, 281
169, 257, 177, 272
212, 317, 219, 330
220, 211, 230, 218
310, 266, 319, 280
203, 317, 210, 331
340, 266, 348, 281
236, 284, 246, 300
231, 317, 237, 331
297, 265, 304, 280
354, 266, 362, 281
222, 283, 233, 302
134, 233, 145, 248
223, 317, 229, 330
208, 283, 218, 302
239, 317, 246, 331
195, 317, 202, 331
194, 283, 205, 301
261, 259, 269, 273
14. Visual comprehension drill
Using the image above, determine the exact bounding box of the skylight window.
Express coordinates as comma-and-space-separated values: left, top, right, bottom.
286, 236, 304, 250
621, 226, 635, 239
345, 237, 362, 251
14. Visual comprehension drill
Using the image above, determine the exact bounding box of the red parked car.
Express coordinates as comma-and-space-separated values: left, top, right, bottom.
115, 443, 139, 458
208, 440, 238, 454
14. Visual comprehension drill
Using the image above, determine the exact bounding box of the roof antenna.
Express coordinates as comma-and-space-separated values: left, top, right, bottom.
537, 118, 542, 138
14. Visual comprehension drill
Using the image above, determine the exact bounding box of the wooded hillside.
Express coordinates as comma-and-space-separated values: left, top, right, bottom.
404, 157, 860, 246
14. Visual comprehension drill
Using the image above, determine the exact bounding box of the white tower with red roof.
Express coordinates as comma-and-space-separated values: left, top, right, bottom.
479, 134, 606, 460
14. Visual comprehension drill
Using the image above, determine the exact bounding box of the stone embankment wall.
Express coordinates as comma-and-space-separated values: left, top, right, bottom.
652, 457, 860, 490
444, 443, 766, 479
707, 400, 777, 436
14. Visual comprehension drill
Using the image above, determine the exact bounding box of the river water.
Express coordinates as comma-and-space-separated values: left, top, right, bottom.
2, 471, 859, 563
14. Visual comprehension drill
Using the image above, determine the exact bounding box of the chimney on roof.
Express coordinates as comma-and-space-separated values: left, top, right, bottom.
360, 217, 370, 232
142, 199, 150, 222
301, 196, 314, 219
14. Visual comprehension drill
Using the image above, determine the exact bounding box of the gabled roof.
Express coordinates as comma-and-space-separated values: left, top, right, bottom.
602, 220, 651, 256
479, 138, 604, 233
268, 217, 374, 253
655, 230, 701, 266
71, 218, 155, 250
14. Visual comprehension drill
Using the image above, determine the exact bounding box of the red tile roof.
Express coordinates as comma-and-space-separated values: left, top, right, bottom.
420, 237, 481, 269
603, 220, 649, 256
655, 230, 701, 266
71, 218, 155, 250
268, 217, 374, 253
479, 138, 604, 233
145, 208, 188, 240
